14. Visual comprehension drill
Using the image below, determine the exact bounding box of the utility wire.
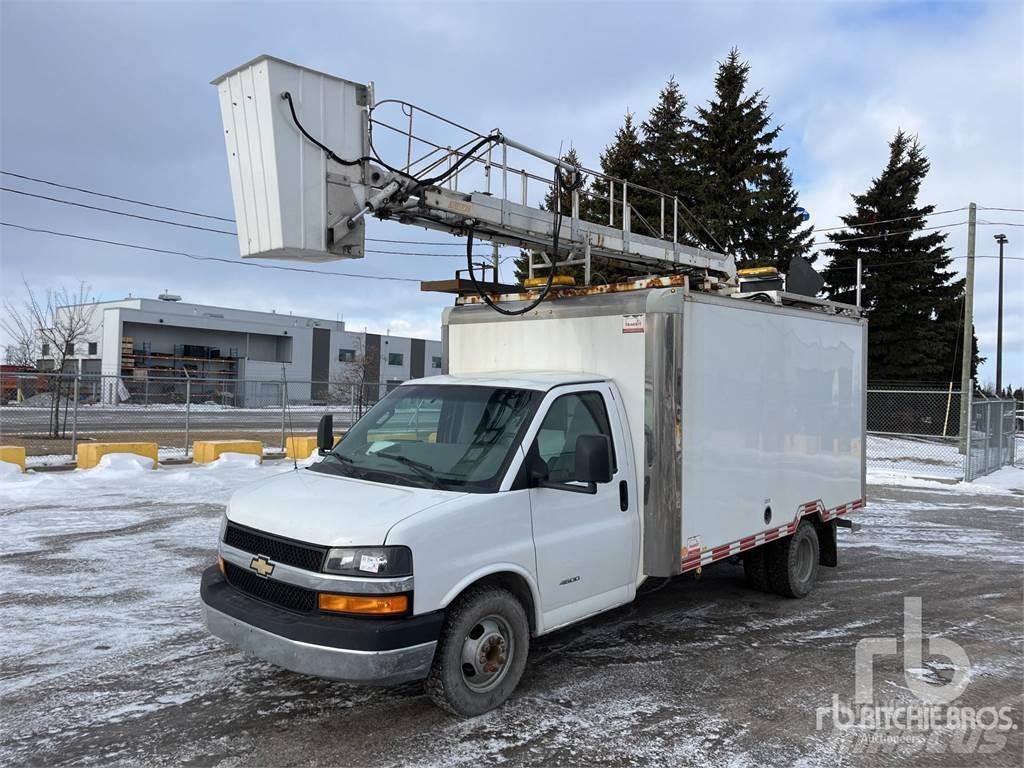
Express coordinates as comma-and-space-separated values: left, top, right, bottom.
810, 207, 967, 234
812, 221, 968, 246
1, 170, 237, 223
1, 170, 494, 249
978, 206, 1024, 213
824, 254, 1023, 271
1, 186, 239, 236
0, 222, 426, 283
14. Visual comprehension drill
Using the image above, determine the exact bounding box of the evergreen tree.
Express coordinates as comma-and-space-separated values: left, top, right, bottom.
513, 148, 589, 283
589, 111, 644, 230
821, 131, 980, 383
635, 78, 693, 239
746, 156, 814, 270
687, 48, 785, 258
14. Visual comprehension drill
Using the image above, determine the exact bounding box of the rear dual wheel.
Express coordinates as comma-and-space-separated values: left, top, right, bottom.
744, 520, 820, 598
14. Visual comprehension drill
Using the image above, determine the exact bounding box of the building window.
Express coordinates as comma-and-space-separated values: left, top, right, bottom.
338, 348, 356, 362
388, 353, 404, 366
65, 342, 74, 356
41, 343, 50, 357
431, 356, 442, 368
88, 342, 98, 355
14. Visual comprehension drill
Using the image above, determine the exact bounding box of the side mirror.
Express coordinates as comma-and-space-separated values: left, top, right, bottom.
317, 414, 334, 455
575, 434, 613, 484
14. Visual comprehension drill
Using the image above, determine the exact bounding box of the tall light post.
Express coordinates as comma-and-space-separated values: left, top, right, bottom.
994, 233, 1008, 395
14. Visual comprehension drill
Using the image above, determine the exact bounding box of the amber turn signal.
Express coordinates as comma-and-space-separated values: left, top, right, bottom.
218, 556, 226, 576
318, 593, 409, 615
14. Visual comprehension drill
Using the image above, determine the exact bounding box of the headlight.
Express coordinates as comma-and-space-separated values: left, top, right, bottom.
323, 546, 412, 577
218, 513, 228, 542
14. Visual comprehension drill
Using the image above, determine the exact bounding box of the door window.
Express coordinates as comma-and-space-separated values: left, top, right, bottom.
534, 391, 616, 483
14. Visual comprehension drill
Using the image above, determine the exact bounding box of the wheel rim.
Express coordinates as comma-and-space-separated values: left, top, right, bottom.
795, 535, 815, 583
460, 614, 514, 693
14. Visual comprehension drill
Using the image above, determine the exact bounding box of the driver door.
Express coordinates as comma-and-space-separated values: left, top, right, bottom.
527, 385, 636, 630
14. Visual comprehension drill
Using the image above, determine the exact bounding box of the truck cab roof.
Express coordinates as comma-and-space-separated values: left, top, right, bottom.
403, 372, 608, 392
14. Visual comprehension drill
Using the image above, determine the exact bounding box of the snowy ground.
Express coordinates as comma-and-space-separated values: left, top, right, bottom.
0, 457, 1021, 766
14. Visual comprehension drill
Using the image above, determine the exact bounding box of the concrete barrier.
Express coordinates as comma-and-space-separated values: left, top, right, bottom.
193, 440, 263, 464
0, 445, 27, 472
286, 436, 318, 460
77, 442, 159, 470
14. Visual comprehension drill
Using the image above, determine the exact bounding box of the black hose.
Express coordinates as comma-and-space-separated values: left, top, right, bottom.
464, 169, 563, 316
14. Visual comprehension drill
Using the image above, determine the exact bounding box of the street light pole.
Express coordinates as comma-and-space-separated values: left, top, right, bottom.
994, 233, 1008, 395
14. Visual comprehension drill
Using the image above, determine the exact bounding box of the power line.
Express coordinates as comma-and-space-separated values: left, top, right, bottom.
1, 186, 239, 236
0, 186, 483, 257
824, 254, 1023, 271
1, 170, 237, 223
1, 170, 495, 249
978, 206, 1024, 213
810, 207, 967, 234
0, 222, 426, 283
978, 220, 1024, 227
811, 221, 968, 246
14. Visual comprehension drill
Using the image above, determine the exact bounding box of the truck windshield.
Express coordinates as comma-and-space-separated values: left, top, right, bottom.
310, 384, 541, 493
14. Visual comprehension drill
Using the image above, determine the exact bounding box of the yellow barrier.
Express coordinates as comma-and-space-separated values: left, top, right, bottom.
286, 436, 318, 460
76, 442, 159, 470
0, 445, 27, 472
192, 440, 263, 464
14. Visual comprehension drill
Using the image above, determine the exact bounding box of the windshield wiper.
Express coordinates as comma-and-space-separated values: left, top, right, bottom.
373, 452, 450, 490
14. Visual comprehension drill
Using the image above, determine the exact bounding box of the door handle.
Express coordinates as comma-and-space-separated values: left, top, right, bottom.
619, 480, 628, 511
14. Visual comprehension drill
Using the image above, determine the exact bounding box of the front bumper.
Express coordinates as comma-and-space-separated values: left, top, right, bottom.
200, 566, 442, 685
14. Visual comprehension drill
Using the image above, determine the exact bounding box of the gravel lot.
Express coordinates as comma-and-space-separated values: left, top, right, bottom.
1, 460, 1021, 766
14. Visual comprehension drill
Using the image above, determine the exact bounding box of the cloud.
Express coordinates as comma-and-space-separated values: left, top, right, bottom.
1, 0, 1021, 385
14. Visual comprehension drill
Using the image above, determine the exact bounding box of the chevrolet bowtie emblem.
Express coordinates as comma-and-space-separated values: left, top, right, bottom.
249, 555, 275, 578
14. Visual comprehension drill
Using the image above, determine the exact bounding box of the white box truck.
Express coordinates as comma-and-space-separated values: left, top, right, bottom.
201, 274, 866, 716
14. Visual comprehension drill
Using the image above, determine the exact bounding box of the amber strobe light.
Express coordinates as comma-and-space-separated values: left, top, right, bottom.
318, 593, 409, 615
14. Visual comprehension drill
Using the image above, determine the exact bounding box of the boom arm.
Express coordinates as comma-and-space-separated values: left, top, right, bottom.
213, 55, 736, 284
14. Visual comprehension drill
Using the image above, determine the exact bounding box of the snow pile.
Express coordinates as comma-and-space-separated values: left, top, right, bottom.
0, 461, 24, 479
206, 452, 261, 468
94, 453, 156, 472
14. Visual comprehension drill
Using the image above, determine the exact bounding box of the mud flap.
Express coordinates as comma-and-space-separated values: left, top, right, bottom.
816, 519, 838, 567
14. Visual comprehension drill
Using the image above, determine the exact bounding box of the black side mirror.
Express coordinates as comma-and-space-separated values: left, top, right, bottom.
317, 414, 334, 455
575, 434, 613, 484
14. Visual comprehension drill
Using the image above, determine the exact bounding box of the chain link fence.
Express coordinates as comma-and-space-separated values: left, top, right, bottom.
867, 385, 1019, 481
2, 372, 1020, 479
0, 372, 395, 464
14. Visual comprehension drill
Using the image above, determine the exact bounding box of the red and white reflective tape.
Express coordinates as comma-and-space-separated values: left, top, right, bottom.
679, 498, 864, 573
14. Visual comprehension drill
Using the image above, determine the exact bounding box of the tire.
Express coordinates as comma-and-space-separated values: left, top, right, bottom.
743, 547, 772, 592
767, 520, 820, 598
425, 585, 530, 717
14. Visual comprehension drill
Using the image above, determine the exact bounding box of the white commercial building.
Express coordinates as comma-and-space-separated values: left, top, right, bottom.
41, 295, 442, 404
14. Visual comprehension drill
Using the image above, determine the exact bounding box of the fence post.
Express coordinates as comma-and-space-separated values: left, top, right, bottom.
965, 385, 974, 481
71, 374, 80, 458
184, 377, 191, 457
280, 381, 287, 452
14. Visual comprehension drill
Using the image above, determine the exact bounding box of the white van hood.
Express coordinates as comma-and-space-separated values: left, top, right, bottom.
225, 468, 464, 547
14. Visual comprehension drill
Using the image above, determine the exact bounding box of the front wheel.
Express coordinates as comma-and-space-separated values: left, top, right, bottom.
426, 585, 529, 717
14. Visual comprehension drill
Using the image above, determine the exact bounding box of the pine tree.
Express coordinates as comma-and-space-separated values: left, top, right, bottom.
745, 156, 814, 270
513, 148, 589, 283
687, 48, 785, 258
821, 131, 981, 383
635, 79, 693, 239
588, 111, 644, 230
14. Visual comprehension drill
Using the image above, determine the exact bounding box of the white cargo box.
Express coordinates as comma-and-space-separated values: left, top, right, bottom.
212, 55, 370, 261
444, 280, 867, 577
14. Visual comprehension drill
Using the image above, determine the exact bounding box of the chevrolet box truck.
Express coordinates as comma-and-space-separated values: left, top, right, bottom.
201, 274, 866, 716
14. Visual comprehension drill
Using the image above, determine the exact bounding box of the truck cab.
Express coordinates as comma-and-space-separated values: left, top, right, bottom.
202, 372, 641, 716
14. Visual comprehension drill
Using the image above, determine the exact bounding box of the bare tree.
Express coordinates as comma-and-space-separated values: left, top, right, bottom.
1, 281, 96, 436
330, 339, 378, 419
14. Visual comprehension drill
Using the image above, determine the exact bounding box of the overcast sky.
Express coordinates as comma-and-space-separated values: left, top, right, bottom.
1, 0, 1021, 387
